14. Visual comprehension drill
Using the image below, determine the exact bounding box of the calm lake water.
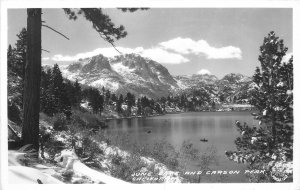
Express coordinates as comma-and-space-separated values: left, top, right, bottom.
106, 111, 258, 183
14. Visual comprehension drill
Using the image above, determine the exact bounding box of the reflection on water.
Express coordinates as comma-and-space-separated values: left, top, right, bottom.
107, 111, 258, 182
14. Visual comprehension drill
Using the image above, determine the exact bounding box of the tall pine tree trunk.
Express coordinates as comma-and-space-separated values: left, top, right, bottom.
22, 9, 41, 150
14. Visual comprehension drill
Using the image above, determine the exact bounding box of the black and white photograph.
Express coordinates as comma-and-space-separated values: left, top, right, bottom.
0, 0, 299, 189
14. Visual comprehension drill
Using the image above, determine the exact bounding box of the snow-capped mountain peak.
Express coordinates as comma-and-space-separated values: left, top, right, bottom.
61, 53, 178, 98
61, 53, 251, 100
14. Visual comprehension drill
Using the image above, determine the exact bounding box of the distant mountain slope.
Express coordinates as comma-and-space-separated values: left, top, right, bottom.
173, 73, 252, 102
217, 73, 252, 101
60, 53, 252, 101
174, 74, 218, 89
61, 54, 178, 98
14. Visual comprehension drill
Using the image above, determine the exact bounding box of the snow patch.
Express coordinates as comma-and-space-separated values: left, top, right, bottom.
111, 62, 135, 73
80, 102, 90, 110
175, 79, 188, 89
9, 166, 63, 184
80, 58, 92, 66
90, 79, 119, 91
61, 70, 81, 81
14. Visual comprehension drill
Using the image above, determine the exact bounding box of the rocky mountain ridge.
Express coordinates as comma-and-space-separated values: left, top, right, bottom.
60, 53, 252, 100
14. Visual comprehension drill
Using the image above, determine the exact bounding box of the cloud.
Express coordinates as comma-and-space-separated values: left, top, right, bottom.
52, 47, 137, 62
52, 46, 188, 64
140, 48, 189, 64
42, 57, 50, 61
197, 69, 211, 75
51, 37, 241, 64
159, 37, 242, 60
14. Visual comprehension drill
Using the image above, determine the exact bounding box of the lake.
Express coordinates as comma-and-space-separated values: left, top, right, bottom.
106, 111, 259, 183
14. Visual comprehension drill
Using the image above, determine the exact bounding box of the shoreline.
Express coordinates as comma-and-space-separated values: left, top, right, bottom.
102, 109, 255, 121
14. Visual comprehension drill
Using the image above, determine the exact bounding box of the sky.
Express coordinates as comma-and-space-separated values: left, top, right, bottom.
7, 8, 293, 78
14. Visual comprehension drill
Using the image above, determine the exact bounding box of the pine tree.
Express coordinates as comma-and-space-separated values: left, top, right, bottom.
50, 64, 65, 113
14, 28, 27, 79
40, 68, 55, 115
111, 93, 117, 103
87, 88, 104, 115
40, 65, 72, 117
7, 44, 23, 125
119, 94, 124, 103
250, 31, 293, 147
98, 93, 104, 115
7, 29, 27, 109
141, 96, 150, 108
73, 79, 82, 108
116, 94, 124, 114
167, 96, 171, 107
64, 80, 75, 106
226, 31, 293, 182
160, 97, 166, 112
179, 94, 186, 109
137, 98, 142, 116
154, 104, 163, 114
64, 79, 82, 108
7, 28, 27, 81
61, 83, 72, 119
105, 89, 111, 105
7, 45, 15, 72
125, 92, 135, 115
149, 99, 155, 109
219, 94, 225, 103
211, 101, 216, 109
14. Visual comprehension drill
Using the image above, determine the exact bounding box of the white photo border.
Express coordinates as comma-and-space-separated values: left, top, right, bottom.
1, 1, 299, 190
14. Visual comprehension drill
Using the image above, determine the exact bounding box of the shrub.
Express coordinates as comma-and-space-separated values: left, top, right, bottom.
40, 112, 52, 123
52, 113, 68, 131
80, 134, 104, 159
147, 139, 179, 170
109, 153, 148, 182
111, 153, 123, 166
100, 131, 132, 148
69, 110, 106, 131
179, 144, 219, 183
42, 135, 67, 160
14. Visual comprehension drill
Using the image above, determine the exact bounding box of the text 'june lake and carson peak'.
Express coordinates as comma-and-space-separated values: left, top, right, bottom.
131, 170, 265, 182
132, 170, 265, 177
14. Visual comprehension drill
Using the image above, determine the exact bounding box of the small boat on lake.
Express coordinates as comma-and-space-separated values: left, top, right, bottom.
200, 138, 208, 142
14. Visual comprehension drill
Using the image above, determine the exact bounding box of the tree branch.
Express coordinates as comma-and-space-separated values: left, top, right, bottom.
110, 43, 122, 55
98, 33, 122, 55
41, 49, 50, 53
42, 24, 70, 40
